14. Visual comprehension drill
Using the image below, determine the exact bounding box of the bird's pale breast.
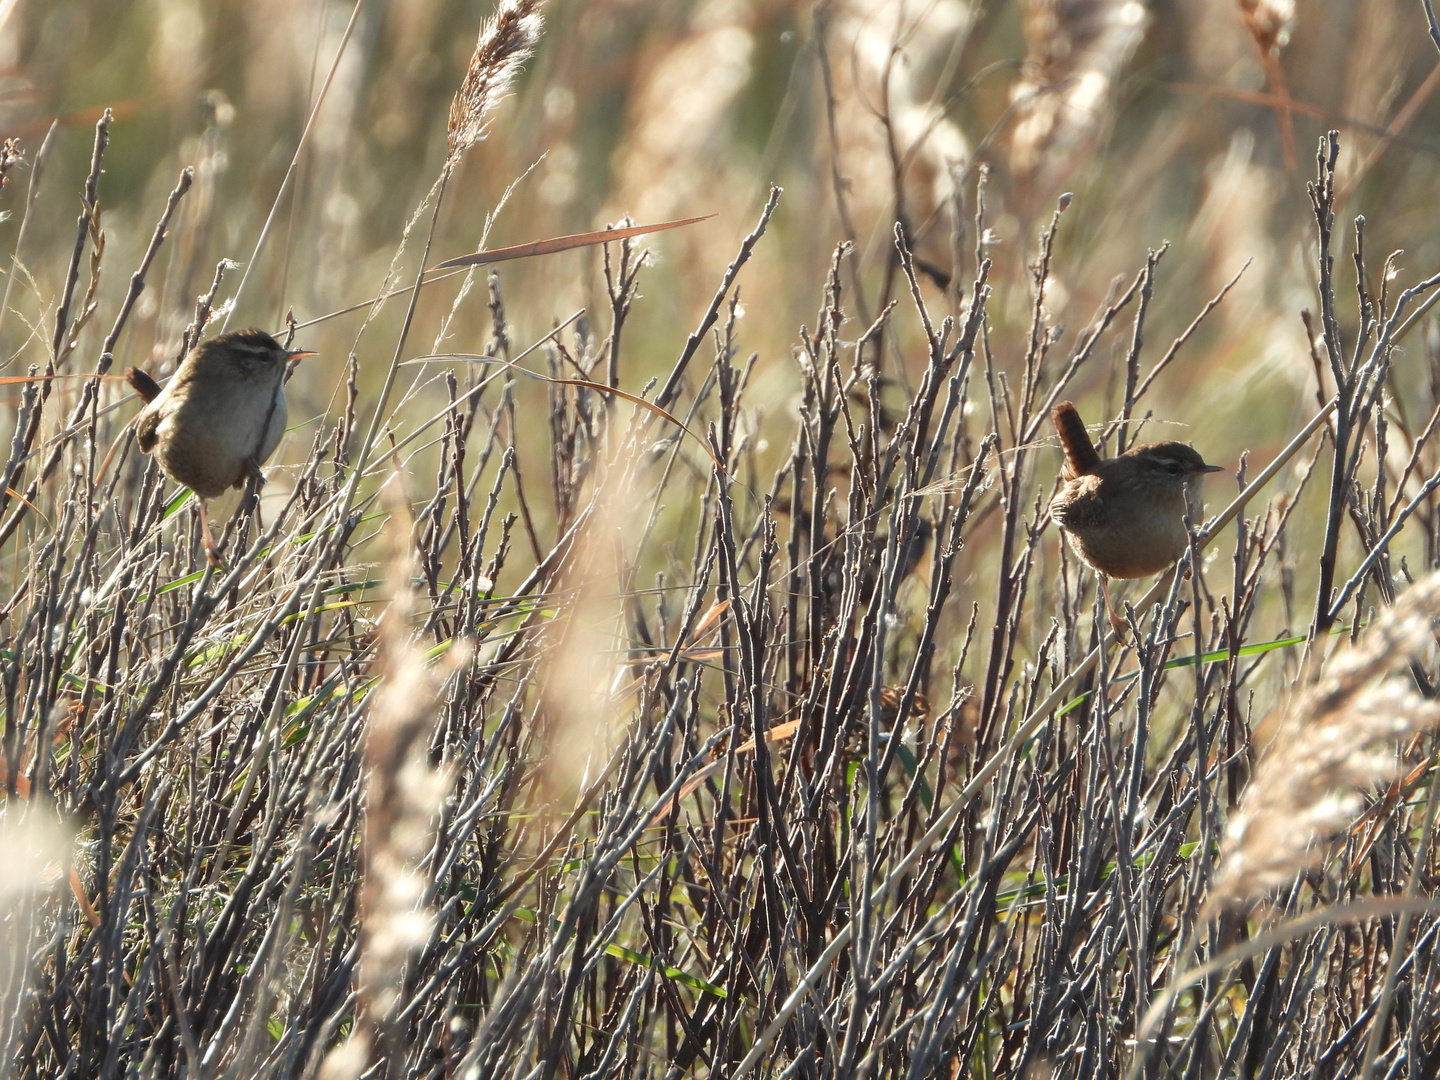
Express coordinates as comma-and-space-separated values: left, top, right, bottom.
1052, 471, 1194, 579
150, 371, 287, 498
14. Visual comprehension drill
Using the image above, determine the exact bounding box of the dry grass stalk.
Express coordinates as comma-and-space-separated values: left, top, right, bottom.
1235, 0, 1297, 167
1010, 0, 1148, 200
1210, 574, 1440, 907
446, 0, 546, 159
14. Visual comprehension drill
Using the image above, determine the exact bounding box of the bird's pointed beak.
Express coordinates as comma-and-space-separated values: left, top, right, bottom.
1200, 463, 1224, 473
288, 349, 317, 362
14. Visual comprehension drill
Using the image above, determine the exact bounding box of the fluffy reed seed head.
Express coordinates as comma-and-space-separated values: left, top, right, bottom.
1210, 575, 1440, 907
326, 474, 471, 1077
1010, 0, 1148, 196
447, 0, 546, 158
1237, 0, 1295, 55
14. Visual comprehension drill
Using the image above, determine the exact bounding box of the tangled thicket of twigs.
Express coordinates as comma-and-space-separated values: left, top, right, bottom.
2, 10, 1440, 1080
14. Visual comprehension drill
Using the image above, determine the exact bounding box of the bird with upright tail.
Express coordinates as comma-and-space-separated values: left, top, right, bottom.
1049, 400, 1222, 636
126, 328, 315, 566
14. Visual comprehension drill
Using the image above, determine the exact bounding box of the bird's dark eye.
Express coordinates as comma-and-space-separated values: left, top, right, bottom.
1165, 461, 1181, 475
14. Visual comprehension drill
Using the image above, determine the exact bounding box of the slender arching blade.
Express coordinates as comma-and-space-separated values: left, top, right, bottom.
430, 214, 714, 271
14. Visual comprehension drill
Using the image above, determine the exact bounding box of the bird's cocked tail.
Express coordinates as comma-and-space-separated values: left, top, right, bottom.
1052, 401, 1102, 478
125, 367, 163, 404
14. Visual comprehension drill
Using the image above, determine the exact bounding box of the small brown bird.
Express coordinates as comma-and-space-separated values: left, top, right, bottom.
1049, 400, 1222, 634
126, 328, 315, 564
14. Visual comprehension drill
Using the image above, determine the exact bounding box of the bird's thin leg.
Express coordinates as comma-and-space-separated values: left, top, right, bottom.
1099, 575, 1128, 640
197, 499, 224, 568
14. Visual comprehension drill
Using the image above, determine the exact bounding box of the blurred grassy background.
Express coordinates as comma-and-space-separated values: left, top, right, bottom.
2, 0, 1439, 560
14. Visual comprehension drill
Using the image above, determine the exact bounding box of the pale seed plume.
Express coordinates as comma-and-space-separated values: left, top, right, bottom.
1210, 574, 1440, 907
321, 473, 472, 1078
1236, 0, 1294, 54
1010, 0, 1148, 201
447, 0, 546, 159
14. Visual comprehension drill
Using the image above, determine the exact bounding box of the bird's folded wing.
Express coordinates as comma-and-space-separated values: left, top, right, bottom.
133, 404, 162, 452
